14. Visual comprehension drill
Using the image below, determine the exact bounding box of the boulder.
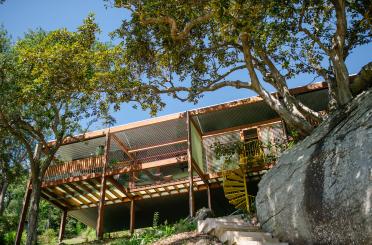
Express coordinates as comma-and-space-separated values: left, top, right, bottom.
194, 207, 215, 221
256, 89, 372, 245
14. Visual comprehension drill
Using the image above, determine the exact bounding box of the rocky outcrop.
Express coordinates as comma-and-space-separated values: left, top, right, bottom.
194, 207, 215, 221
256, 89, 372, 245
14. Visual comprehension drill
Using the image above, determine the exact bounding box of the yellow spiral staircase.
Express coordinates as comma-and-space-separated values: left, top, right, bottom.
222, 140, 265, 213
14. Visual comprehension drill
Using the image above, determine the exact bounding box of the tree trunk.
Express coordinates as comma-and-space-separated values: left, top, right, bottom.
241, 32, 316, 136
277, 84, 322, 124
0, 180, 8, 215
26, 176, 42, 245
254, 47, 322, 125
331, 57, 353, 105
330, 0, 353, 106
257, 88, 314, 136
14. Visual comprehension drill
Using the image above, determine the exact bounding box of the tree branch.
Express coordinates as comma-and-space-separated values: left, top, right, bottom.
151, 79, 251, 102
140, 12, 213, 40
298, 3, 331, 56
331, 0, 349, 62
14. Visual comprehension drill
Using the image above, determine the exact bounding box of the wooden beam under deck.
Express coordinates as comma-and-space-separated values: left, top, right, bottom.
87, 179, 116, 202
57, 185, 91, 206
76, 181, 100, 202
107, 176, 133, 199
61, 177, 221, 211
41, 163, 271, 211
42, 188, 75, 209
67, 183, 97, 204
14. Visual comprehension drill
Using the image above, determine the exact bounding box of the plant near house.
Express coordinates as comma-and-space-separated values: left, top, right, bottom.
212, 138, 295, 166
152, 211, 160, 228
112, 217, 196, 245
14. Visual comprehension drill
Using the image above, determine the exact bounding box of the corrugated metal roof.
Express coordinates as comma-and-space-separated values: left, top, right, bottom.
55, 85, 328, 162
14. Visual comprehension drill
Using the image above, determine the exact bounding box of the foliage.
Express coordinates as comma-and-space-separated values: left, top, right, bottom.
152, 211, 160, 228
80, 227, 97, 243
112, 216, 196, 245
106, 0, 371, 136
212, 138, 295, 166
0, 12, 164, 244
0, 175, 87, 244
0, 175, 28, 244
0, 15, 120, 243
0, 128, 28, 216
38, 229, 58, 245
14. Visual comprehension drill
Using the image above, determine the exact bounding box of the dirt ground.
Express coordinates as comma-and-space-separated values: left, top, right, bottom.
152, 231, 222, 245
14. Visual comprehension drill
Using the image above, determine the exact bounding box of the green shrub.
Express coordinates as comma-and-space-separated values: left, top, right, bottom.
173, 218, 196, 233
2, 231, 16, 245
81, 227, 96, 242
38, 228, 57, 245
112, 217, 195, 245
152, 212, 159, 228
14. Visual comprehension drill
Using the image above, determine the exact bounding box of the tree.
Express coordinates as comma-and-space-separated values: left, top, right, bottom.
0, 129, 27, 216
0, 15, 155, 244
0, 30, 28, 217
107, 0, 371, 136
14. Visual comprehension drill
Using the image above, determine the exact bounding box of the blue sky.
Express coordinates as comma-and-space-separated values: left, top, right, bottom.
1, 0, 371, 129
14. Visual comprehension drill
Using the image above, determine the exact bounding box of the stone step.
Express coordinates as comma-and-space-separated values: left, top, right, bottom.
213, 223, 261, 238
198, 219, 250, 234
219, 231, 279, 244
197, 216, 288, 245
214, 215, 245, 222
232, 237, 288, 245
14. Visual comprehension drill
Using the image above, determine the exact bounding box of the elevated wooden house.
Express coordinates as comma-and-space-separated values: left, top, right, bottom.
16, 82, 329, 244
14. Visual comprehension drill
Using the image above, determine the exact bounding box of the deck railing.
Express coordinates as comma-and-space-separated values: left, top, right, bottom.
43, 148, 188, 183
44, 156, 105, 182
240, 139, 267, 167
208, 139, 276, 173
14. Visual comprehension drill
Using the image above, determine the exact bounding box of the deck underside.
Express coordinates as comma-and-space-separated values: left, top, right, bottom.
69, 187, 235, 233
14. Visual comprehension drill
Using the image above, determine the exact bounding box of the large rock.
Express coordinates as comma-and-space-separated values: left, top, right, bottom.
194, 207, 215, 221
256, 89, 372, 245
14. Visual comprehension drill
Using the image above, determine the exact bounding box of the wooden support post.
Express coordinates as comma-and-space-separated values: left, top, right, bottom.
186, 111, 195, 217
96, 131, 111, 240
15, 181, 31, 245
58, 209, 68, 244
207, 185, 212, 210
130, 200, 135, 235
96, 170, 107, 239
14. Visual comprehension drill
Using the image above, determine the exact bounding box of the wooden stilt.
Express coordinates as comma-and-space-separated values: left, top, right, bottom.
15, 181, 31, 245
96, 177, 107, 239
58, 209, 68, 244
130, 200, 135, 235
207, 185, 212, 210
96, 131, 111, 240
188, 165, 195, 217
186, 111, 195, 217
